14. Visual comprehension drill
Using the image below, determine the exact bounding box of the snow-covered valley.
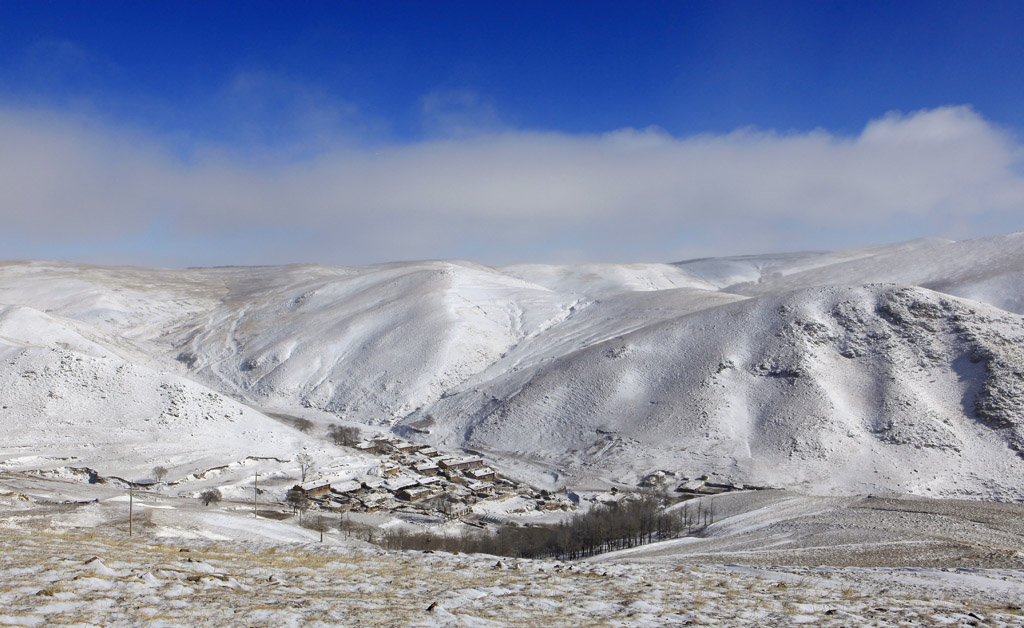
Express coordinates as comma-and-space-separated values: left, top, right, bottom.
3, 234, 1024, 625
3, 234, 1024, 497
3, 483, 1024, 627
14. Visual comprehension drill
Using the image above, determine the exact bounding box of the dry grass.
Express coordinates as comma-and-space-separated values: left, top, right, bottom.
840, 584, 862, 600
0, 526, 1022, 627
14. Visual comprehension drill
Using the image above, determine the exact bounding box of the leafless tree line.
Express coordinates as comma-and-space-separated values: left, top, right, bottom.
379, 496, 715, 560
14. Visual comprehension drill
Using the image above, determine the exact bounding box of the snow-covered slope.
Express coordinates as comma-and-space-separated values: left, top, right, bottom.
405, 285, 1024, 496
0, 304, 318, 479
164, 261, 578, 422
719, 233, 1024, 314
671, 237, 955, 289
1, 233, 1023, 497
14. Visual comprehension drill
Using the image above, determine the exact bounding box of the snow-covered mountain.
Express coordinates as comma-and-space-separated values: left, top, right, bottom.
1, 233, 1023, 497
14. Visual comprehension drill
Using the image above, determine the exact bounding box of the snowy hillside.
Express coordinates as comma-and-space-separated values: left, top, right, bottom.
0, 304, 323, 481
1, 233, 1023, 497
408, 284, 1024, 496
164, 261, 577, 423
716, 233, 1024, 314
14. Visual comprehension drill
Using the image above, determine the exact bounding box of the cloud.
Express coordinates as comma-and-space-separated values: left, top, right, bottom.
420, 89, 503, 138
210, 71, 366, 155
0, 105, 1022, 266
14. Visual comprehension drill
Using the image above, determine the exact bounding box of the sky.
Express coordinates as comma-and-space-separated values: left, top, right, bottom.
1, 1, 1023, 267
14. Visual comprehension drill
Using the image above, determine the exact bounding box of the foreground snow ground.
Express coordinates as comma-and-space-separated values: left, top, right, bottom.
3, 525, 1024, 628
3, 235, 1024, 625
3, 479, 1024, 627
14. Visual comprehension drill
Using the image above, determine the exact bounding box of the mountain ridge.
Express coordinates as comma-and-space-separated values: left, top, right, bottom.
1, 233, 1023, 497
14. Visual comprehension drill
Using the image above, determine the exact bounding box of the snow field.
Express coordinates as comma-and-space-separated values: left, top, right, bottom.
2, 233, 1024, 499
2, 525, 1022, 628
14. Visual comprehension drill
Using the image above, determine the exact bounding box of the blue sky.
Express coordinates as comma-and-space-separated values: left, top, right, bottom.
1, 1, 1023, 267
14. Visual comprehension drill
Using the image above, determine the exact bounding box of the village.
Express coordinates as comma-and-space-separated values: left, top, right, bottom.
287, 436, 577, 523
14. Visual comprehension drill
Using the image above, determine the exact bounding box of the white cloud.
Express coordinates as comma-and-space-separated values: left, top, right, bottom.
1, 105, 1022, 266
212, 71, 366, 154
419, 89, 503, 138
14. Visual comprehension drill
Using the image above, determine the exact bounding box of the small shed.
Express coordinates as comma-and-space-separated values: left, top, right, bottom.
469, 467, 496, 481
468, 481, 493, 496
359, 494, 387, 512
439, 456, 483, 471
330, 480, 362, 495
326, 497, 354, 512
385, 475, 419, 493
446, 473, 469, 486
296, 480, 331, 498
360, 476, 386, 490
700, 482, 734, 495
414, 462, 440, 475
396, 486, 434, 502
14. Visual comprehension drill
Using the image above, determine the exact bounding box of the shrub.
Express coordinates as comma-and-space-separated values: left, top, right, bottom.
199, 489, 222, 506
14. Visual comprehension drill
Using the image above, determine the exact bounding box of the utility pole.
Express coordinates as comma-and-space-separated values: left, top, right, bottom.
129, 483, 134, 537
254, 472, 259, 518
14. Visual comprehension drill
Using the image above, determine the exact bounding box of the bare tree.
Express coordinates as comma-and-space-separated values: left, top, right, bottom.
285, 486, 311, 523
302, 513, 331, 542
338, 512, 369, 539
294, 418, 314, 433
152, 465, 168, 483
295, 453, 316, 482
200, 488, 222, 506
327, 424, 360, 446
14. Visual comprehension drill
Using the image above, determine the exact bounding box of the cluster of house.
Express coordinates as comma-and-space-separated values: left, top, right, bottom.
674, 475, 759, 496
291, 437, 525, 516
639, 470, 756, 497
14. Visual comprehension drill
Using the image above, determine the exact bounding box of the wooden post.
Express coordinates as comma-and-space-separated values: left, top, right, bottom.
254, 472, 258, 518
129, 484, 133, 537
